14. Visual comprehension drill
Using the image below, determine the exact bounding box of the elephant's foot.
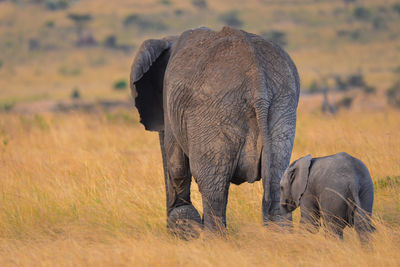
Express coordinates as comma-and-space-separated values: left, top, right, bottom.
168, 204, 202, 239
263, 201, 292, 229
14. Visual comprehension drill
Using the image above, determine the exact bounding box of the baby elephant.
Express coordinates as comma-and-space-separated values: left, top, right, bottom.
280, 152, 375, 240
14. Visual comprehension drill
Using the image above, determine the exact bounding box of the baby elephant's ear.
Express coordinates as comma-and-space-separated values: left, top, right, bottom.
130, 37, 177, 131
291, 154, 312, 206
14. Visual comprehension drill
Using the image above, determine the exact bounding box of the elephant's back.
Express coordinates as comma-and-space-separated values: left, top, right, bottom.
311, 153, 373, 204
165, 27, 265, 183
166, 26, 262, 102
166, 28, 261, 133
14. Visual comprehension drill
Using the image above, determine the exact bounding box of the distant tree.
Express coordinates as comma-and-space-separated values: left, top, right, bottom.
334, 76, 348, 91
353, 6, 371, 21
219, 10, 243, 28
321, 89, 337, 115
103, 35, 117, 48
46, 0, 69, 11
347, 73, 365, 87
67, 13, 92, 40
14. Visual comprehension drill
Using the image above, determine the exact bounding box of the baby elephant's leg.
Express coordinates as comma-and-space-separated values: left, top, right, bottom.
300, 198, 320, 233
323, 216, 346, 239
319, 194, 348, 239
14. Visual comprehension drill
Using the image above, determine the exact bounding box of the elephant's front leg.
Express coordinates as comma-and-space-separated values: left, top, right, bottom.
159, 131, 202, 239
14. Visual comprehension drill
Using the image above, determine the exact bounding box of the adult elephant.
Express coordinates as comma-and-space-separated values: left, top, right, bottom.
130, 26, 300, 234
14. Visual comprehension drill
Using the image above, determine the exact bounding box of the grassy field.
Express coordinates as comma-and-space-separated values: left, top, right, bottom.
1, 0, 400, 266
0, 101, 399, 266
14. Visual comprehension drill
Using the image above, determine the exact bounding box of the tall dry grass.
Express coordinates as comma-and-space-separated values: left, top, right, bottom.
0, 101, 399, 266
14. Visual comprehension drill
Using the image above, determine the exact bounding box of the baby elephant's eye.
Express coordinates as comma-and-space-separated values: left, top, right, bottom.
280, 186, 284, 191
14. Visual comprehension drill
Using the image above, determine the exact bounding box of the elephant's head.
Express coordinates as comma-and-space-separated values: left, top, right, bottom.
280, 154, 312, 213
130, 36, 178, 131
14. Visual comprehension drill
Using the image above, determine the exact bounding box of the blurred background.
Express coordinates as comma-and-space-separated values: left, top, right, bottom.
0, 0, 399, 113
0, 1, 400, 264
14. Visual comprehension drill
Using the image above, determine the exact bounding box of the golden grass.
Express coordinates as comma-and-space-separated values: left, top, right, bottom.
0, 100, 399, 266
1, 0, 400, 265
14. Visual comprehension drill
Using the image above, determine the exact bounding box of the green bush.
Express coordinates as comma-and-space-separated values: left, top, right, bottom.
0, 59, 3, 69
123, 14, 168, 31
362, 85, 376, 94
308, 80, 321, 93
67, 13, 92, 23
160, 0, 171, 5
44, 20, 55, 28
347, 73, 365, 87
260, 30, 287, 47
113, 80, 128, 90
219, 10, 243, 28
105, 112, 137, 124
393, 3, 400, 15
353, 6, 371, 20
71, 88, 81, 99
334, 76, 348, 91
34, 114, 49, 130
374, 176, 400, 190
387, 81, 400, 108
103, 35, 117, 48
46, 0, 69, 11
337, 96, 354, 109
192, 0, 207, 9
336, 29, 361, 41
174, 9, 184, 16
1, 101, 15, 112
372, 17, 386, 30
59, 66, 81, 76
393, 65, 400, 74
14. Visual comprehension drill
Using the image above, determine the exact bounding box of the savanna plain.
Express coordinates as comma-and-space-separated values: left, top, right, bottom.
1, 0, 400, 266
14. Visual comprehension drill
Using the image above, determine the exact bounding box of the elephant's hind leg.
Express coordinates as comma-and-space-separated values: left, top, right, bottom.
257, 98, 297, 225
195, 165, 231, 234
189, 136, 239, 234
159, 131, 201, 239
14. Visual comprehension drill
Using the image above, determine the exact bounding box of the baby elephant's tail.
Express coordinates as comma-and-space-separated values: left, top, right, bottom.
351, 185, 375, 242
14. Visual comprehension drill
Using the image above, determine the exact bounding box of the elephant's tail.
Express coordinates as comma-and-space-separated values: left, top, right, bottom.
351, 184, 375, 237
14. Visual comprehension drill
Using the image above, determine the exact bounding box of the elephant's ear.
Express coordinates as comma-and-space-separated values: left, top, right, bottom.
290, 154, 312, 206
130, 37, 176, 131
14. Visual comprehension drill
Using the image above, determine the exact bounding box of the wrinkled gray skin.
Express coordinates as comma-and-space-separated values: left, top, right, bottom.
130, 26, 300, 235
280, 152, 375, 241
